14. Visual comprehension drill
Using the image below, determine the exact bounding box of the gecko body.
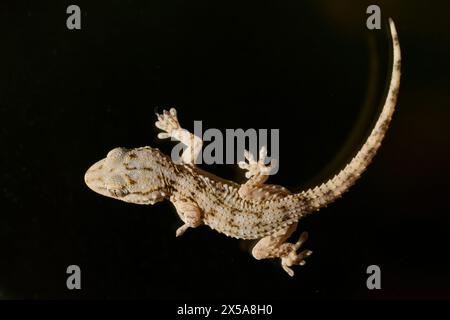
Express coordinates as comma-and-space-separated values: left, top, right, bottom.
85, 19, 401, 276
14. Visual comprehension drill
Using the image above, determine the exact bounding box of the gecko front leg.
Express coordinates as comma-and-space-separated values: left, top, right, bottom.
155, 108, 203, 165
171, 197, 203, 237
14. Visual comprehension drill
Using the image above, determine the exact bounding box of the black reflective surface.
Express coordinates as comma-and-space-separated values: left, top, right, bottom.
0, 0, 449, 299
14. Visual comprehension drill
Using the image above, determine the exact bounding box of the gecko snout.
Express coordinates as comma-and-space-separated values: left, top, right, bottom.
84, 159, 109, 195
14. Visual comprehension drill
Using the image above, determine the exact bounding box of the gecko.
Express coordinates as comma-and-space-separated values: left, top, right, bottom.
84, 19, 401, 276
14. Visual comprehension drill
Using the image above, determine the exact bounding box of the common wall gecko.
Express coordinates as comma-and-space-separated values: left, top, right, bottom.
84, 19, 401, 276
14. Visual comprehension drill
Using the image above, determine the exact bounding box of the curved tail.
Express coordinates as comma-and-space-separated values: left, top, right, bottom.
295, 18, 401, 214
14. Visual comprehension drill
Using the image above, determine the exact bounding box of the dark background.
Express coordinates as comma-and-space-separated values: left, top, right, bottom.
0, 0, 449, 299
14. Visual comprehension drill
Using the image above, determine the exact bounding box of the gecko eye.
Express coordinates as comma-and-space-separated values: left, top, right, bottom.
105, 175, 129, 198
106, 147, 129, 163
108, 187, 129, 198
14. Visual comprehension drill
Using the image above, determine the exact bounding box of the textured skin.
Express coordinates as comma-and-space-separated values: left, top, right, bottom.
85, 19, 401, 276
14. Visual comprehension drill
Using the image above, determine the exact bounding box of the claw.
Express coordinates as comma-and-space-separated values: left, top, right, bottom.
280, 232, 312, 276
259, 146, 267, 160
155, 108, 181, 139
238, 161, 248, 170
176, 224, 189, 237
240, 146, 275, 179
157, 132, 171, 139
244, 149, 254, 162
282, 263, 295, 277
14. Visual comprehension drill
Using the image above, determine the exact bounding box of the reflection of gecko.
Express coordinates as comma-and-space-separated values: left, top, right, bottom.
84, 19, 401, 276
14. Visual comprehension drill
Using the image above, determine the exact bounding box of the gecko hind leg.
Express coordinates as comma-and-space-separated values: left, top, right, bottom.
252, 223, 313, 277
238, 147, 290, 201
238, 146, 275, 179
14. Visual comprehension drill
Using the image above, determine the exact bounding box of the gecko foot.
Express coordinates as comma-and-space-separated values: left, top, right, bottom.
238, 146, 277, 178
281, 232, 313, 277
176, 224, 190, 237
155, 108, 181, 139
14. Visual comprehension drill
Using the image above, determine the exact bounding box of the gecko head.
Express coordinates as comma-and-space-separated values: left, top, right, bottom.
84, 147, 172, 205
